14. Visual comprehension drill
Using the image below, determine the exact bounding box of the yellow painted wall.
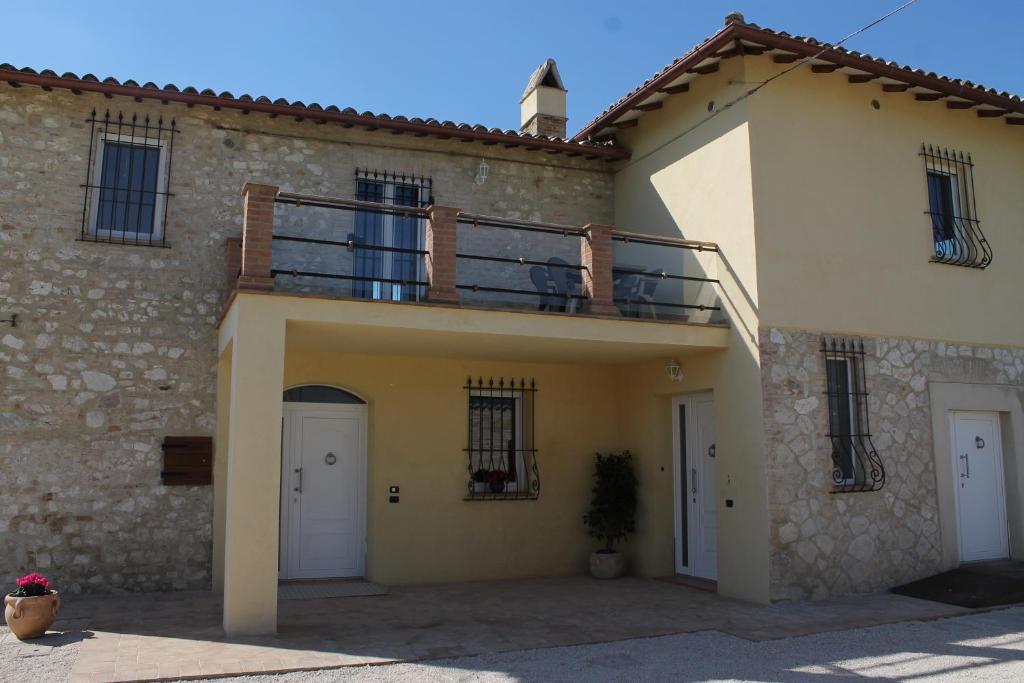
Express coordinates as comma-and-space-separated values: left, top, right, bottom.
284, 350, 626, 584
610, 59, 771, 603
745, 61, 1024, 346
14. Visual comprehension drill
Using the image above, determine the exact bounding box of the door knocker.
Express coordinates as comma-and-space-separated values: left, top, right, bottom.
324, 452, 337, 466
975, 436, 985, 449
708, 444, 716, 458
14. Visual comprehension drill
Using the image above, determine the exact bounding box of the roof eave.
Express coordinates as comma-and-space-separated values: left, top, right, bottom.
573, 23, 1024, 141
0, 68, 630, 161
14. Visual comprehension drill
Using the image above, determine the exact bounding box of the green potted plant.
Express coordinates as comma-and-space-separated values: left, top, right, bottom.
4, 572, 60, 640
583, 451, 638, 579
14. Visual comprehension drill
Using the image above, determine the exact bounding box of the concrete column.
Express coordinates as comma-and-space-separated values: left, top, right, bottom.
580, 224, 620, 316
424, 206, 460, 304
238, 183, 278, 291
211, 342, 232, 593
222, 300, 285, 635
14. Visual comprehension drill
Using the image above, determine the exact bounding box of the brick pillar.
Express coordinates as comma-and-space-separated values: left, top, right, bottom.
424, 206, 460, 304
581, 224, 620, 316
238, 183, 278, 291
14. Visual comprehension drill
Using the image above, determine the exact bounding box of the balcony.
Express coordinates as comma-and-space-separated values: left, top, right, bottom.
229, 183, 726, 329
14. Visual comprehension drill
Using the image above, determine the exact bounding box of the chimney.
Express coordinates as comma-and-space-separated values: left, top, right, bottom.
520, 59, 567, 139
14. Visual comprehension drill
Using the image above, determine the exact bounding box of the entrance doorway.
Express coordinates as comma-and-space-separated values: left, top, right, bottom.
279, 386, 368, 580
672, 392, 718, 580
951, 411, 1008, 563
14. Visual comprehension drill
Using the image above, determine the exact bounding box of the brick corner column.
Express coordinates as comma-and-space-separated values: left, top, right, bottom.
424, 205, 460, 305
238, 183, 279, 291
581, 224, 620, 316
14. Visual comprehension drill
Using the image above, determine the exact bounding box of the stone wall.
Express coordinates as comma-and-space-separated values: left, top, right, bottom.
762, 327, 1024, 601
0, 84, 613, 591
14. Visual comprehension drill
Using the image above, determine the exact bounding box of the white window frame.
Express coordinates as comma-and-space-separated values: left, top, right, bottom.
469, 394, 526, 494
87, 131, 169, 241
356, 179, 425, 302
826, 356, 861, 487
926, 168, 969, 261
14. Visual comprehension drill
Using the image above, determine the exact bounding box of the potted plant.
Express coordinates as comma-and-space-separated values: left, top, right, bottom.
583, 451, 638, 579
4, 572, 60, 640
472, 468, 509, 493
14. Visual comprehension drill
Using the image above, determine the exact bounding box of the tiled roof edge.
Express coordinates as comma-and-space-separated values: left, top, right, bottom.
573, 22, 1024, 140
0, 64, 629, 160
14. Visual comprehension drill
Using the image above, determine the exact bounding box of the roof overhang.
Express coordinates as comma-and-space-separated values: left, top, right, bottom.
574, 22, 1024, 141
0, 65, 629, 161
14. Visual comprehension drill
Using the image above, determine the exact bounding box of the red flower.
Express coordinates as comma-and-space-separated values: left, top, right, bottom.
16, 572, 50, 590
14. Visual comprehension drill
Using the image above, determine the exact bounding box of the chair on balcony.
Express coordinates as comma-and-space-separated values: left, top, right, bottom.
613, 268, 662, 319
529, 266, 557, 311
547, 257, 582, 314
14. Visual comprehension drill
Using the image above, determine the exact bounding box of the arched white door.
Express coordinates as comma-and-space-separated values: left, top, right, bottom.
279, 387, 368, 580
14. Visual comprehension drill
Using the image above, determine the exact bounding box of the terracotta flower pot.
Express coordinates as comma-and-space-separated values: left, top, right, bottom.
589, 551, 625, 579
4, 592, 60, 640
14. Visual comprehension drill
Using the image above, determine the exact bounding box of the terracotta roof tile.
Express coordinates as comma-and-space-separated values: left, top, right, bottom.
574, 20, 1023, 139
0, 62, 627, 160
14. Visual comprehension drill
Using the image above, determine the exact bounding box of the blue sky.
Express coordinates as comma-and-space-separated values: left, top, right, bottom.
5, 1, 1022, 135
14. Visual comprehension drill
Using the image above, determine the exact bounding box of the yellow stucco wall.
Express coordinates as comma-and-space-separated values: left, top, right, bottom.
214, 293, 731, 596
610, 59, 772, 603
745, 61, 1024, 345
284, 351, 634, 584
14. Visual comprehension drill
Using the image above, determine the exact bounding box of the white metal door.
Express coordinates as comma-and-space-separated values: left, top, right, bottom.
673, 393, 718, 580
951, 412, 1008, 562
280, 404, 367, 579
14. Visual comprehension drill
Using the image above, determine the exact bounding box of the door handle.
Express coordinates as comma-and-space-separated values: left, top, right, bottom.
959, 453, 969, 479
294, 467, 303, 493
691, 468, 698, 495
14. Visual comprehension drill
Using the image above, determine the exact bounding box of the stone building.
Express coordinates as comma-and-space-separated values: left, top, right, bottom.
1, 14, 1021, 635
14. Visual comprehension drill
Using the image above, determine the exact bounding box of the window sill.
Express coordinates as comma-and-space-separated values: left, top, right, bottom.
78, 237, 170, 249
463, 494, 539, 502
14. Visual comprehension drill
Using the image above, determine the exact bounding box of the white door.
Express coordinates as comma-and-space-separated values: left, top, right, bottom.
951, 412, 1008, 562
280, 404, 367, 579
672, 393, 718, 580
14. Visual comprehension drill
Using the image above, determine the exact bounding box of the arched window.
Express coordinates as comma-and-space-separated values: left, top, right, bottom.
282, 385, 366, 404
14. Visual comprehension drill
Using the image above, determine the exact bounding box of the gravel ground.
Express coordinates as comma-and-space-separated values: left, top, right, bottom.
0, 623, 86, 683
3, 607, 1023, 682
197, 607, 1024, 683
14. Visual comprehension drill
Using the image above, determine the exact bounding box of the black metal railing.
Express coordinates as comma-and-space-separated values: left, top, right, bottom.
455, 213, 589, 312
272, 192, 429, 301
821, 337, 885, 493
80, 109, 177, 247
920, 144, 991, 269
611, 231, 723, 322
465, 377, 539, 500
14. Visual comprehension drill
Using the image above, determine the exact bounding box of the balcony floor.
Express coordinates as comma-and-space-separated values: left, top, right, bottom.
220, 290, 730, 364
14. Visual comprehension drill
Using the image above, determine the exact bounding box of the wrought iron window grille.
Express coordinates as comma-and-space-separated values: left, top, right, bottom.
80, 109, 177, 247
465, 377, 539, 500
352, 169, 432, 301
920, 144, 991, 269
821, 338, 885, 493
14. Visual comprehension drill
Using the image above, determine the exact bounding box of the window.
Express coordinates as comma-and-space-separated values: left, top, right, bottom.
465, 377, 539, 499
81, 109, 176, 247
283, 385, 365, 404
821, 338, 885, 493
920, 145, 991, 268
351, 170, 431, 302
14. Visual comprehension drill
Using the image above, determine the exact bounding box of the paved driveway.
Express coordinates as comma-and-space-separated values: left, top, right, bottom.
205, 607, 1024, 682
0, 577, 1016, 682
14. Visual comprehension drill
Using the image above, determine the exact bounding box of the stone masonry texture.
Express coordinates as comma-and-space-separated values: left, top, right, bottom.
761, 327, 1024, 601
0, 85, 613, 591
